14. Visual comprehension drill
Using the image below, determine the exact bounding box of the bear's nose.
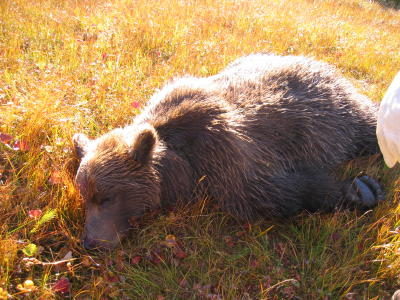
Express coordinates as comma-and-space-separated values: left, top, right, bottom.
82, 237, 98, 250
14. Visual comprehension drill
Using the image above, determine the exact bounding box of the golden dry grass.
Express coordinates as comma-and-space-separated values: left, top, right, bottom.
0, 0, 400, 298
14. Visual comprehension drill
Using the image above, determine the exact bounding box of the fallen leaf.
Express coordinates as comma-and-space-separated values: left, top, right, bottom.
13, 140, 29, 151
331, 232, 341, 242
16, 279, 37, 293
173, 247, 187, 259
130, 255, 142, 265
250, 258, 260, 268
148, 250, 163, 264
131, 101, 140, 109
52, 277, 70, 294
224, 236, 235, 247
61, 251, 73, 261
162, 234, 187, 259
164, 234, 178, 248
22, 243, 38, 257
105, 271, 119, 283
0, 133, 12, 144
30, 209, 56, 233
243, 223, 252, 231
28, 209, 42, 219
179, 278, 188, 288
235, 230, 246, 238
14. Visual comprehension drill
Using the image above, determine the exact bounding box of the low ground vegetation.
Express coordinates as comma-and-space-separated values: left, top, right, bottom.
0, 0, 400, 298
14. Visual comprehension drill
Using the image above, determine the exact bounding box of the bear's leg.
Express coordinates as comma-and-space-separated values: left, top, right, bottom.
271, 169, 384, 216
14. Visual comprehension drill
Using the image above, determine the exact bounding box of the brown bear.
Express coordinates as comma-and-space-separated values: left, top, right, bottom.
73, 54, 384, 249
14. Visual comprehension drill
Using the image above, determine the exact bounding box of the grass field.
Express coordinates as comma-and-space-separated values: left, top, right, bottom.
1, 0, 400, 299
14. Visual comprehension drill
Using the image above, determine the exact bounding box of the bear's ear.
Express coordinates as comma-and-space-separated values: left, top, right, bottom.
130, 126, 157, 165
73, 133, 90, 160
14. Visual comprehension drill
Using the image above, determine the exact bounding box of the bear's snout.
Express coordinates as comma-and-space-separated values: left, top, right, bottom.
82, 236, 98, 250
81, 231, 118, 250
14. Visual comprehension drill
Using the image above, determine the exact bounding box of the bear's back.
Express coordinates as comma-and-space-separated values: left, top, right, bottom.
137, 54, 378, 171
209, 54, 377, 166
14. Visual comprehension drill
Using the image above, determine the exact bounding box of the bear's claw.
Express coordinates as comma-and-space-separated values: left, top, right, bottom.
345, 175, 384, 208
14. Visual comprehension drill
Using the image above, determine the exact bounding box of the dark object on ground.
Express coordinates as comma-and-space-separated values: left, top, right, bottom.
73, 54, 384, 249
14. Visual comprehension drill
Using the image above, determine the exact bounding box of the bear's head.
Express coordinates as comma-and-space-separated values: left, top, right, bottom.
73, 124, 161, 249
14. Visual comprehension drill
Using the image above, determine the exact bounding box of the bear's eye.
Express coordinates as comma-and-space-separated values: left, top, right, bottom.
91, 191, 112, 205
100, 197, 112, 205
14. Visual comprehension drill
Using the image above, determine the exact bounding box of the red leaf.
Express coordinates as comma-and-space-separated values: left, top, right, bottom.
148, 250, 163, 264
179, 278, 188, 288
250, 259, 260, 268
173, 246, 187, 259
28, 209, 42, 219
131, 101, 140, 109
105, 273, 119, 283
130, 255, 142, 265
223, 236, 235, 247
243, 223, 252, 231
235, 230, 246, 238
13, 140, 29, 151
331, 232, 341, 242
52, 277, 70, 294
0, 133, 12, 144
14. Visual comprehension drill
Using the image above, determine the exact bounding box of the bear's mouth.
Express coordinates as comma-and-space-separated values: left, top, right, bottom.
82, 234, 124, 250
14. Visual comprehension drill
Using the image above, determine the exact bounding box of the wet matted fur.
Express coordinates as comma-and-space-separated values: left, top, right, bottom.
73, 54, 382, 249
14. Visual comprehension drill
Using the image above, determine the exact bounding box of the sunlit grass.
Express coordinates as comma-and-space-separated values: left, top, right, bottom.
0, 0, 400, 298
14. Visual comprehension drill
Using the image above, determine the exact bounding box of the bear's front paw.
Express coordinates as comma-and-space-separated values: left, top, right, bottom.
344, 175, 385, 208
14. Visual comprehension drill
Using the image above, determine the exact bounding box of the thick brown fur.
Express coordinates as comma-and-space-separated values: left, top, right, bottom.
74, 54, 380, 248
